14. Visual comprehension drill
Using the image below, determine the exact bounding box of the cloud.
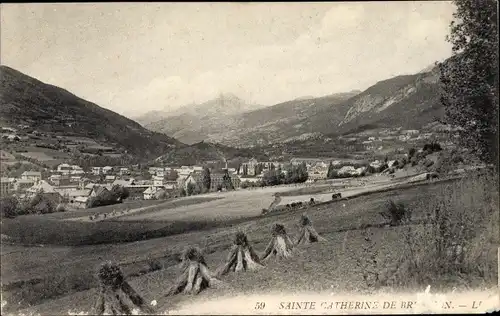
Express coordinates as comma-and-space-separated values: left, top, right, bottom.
1, 2, 455, 116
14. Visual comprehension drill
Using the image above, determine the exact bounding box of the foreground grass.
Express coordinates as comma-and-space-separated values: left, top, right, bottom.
3, 175, 498, 315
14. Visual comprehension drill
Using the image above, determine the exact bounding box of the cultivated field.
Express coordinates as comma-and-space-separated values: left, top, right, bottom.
2, 172, 498, 315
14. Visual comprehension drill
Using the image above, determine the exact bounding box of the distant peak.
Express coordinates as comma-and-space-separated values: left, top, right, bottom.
216, 92, 242, 101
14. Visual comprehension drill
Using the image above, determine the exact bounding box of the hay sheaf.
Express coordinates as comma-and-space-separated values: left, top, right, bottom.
296, 214, 327, 245
166, 247, 222, 296
217, 232, 264, 276
261, 223, 295, 261
93, 261, 153, 315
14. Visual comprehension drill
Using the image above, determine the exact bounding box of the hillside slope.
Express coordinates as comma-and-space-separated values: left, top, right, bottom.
0, 65, 182, 160
332, 67, 443, 135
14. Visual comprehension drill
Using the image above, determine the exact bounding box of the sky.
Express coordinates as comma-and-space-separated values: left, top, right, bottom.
1, 2, 455, 118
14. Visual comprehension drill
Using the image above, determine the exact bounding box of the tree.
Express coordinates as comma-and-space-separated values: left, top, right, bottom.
222, 169, 234, 190
408, 148, 416, 158
262, 170, 279, 186
327, 162, 335, 179
439, 0, 498, 165
0, 196, 19, 218
111, 185, 129, 201
297, 162, 309, 183
201, 167, 211, 192
186, 182, 196, 196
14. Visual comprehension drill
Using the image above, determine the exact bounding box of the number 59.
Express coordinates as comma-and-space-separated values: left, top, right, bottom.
255, 302, 266, 310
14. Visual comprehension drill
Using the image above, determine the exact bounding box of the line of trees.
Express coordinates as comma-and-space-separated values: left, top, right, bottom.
261, 163, 308, 187
0, 191, 63, 218
86, 185, 130, 208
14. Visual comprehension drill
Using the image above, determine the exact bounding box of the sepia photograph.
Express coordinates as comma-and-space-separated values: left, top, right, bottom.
0, 1, 499, 315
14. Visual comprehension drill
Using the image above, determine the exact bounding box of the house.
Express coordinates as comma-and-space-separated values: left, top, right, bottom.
105, 175, 116, 183
78, 178, 92, 190
21, 171, 42, 182
119, 167, 130, 176
240, 158, 259, 176
149, 167, 162, 174
354, 167, 367, 176
91, 167, 102, 175
370, 160, 382, 169
73, 196, 89, 208
338, 166, 356, 176
85, 182, 97, 190
57, 163, 73, 175
368, 137, 376, 141
3, 134, 20, 141
239, 177, 261, 184
49, 174, 72, 187
152, 176, 164, 187
193, 166, 203, 172
13, 179, 36, 192
90, 185, 110, 198
387, 160, 397, 168
156, 169, 166, 177
112, 179, 131, 187
163, 181, 177, 190
102, 166, 113, 174
70, 165, 84, 175
1, 177, 13, 196
290, 158, 328, 166
70, 176, 82, 183
25, 180, 62, 204
59, 189, 91, 204
143, 186, 164, 200
183, 172, 203, 190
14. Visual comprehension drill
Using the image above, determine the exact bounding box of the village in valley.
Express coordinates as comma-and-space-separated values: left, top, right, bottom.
0, 121, 459, 215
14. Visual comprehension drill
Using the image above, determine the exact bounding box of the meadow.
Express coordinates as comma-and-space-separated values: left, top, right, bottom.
2, 172, 497, 315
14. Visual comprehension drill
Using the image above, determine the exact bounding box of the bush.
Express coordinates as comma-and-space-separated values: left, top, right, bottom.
56, 204, 67, 212
379, 200, 411, 226
0, 196, 19, 218
393, 172, 499, 288
147, 259, 163, 272
27, 193, 56, 214
409, 148, 416, 158
86, 190, 120, 208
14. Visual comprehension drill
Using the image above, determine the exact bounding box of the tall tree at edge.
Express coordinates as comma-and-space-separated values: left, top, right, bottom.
439, 0, 499, 166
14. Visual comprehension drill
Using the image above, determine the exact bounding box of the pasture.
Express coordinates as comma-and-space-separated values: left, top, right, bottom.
2, 174, 497, 315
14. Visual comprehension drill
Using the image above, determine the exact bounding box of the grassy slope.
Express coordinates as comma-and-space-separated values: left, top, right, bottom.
3, 180, 474, 315
0, 65, 181, 160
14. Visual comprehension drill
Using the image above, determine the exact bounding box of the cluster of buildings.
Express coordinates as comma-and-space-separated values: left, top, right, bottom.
1, 152, 408, 210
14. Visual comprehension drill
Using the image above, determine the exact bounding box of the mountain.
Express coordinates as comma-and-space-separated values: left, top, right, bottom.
0, 65, 182, 161
144, 64, 444, 148
332, 66, 443, 135
142, 93, 266, 144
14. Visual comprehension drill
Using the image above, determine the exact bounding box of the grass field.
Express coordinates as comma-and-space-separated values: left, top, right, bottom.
2, 174, 497, 315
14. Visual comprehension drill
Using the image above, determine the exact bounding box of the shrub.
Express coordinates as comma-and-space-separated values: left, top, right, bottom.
393, 172, 499, 288
179, 188, 186, 197
56, 204, 67, 212
147, 259, 163, 272
409, 148, 416, 158
0, 196, 19, 218
379, 200, 411, 226
27, 192, 56, 214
